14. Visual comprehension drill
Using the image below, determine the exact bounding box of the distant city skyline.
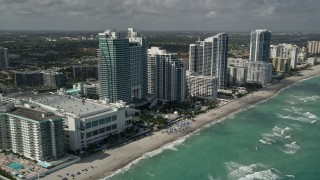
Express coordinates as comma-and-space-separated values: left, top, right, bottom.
0, 0, 319, 31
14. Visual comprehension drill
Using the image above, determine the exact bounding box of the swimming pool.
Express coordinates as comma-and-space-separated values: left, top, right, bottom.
7, 162, 24, 170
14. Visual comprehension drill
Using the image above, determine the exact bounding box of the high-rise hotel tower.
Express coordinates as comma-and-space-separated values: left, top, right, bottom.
249, 29, 271, 62
189, 33, 228, 89
98, 28, 147, 103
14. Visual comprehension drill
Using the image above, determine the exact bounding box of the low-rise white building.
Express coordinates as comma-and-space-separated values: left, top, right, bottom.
307, 57, 319, 65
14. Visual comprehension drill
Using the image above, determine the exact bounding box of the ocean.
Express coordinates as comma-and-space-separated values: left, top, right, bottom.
106, 76, 320, 180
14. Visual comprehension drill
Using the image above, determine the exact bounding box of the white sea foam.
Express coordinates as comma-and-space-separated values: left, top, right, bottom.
286, 174, 295, 178
284, 123, 302, 130
272, 126, 282, 133
227, 163, 256, 179
284, 127, 291, 131
297, 95, 320, 102
286, 101, 296, 105
225, 162, 280, 180
239, 169, 280, 180
225, 161, 242, 172
282, 142, 301, 154
304, 112, 319, 120
146, 172, 155, 177
263, 136, 276, 143
207, 173, 215, 180
228, 114, 236, 119
278, 114, 313, 123
167, 146, 178, 151
260, 125, 294, 147
281, 109, 319, 123
259, 139, 272, 145
203, 119, 223, 128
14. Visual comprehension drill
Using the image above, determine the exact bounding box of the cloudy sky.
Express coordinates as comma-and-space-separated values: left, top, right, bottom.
0, 0, 318, 31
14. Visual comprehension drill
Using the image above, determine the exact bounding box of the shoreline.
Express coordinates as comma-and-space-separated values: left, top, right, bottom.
43, 65, 320, 180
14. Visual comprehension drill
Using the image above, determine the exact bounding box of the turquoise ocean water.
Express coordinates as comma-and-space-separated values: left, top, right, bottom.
107, 76, 320, 180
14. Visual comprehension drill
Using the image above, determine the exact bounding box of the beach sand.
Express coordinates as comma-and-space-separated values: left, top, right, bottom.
43, 65, 320, 180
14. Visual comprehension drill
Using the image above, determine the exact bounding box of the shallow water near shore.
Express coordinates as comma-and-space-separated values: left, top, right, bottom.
107, 76, 320, 180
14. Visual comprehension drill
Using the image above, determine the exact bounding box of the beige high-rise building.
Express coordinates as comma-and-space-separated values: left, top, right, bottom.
271, 57, 291, 73
270, 44, 299, 69
307, 41, 320, 54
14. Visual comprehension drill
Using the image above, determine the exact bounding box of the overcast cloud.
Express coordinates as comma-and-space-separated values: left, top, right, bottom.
0, 0, 318, 31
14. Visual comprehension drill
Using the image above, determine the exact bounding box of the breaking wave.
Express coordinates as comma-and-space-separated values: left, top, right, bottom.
281, 142, 301, 154
225, 161, 281, 180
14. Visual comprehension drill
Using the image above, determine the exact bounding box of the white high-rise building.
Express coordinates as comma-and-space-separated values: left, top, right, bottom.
98, 28, 147, 103
0, 46, 9, 69
128, 28, 148, 101
0, 102, 65, 161
228, 66, 248, 86
189, 33, 228, 89
270, 43, 299, 69
148, 47, 186, 102
249, 29, 271, 62
244, 61, 273, 85
270, 45, 280, 58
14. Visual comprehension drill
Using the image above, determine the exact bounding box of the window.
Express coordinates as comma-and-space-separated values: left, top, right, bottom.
99, 119, 105, 125
92, 120, 99, 127
99, 128, 105, 134
86, 122, 91, 129
125, 120, 132, 126
106, 126, 111, 131
112, 115, 117, 121
86, 132, 92, 138
106, 117, 111, 123
112, 124, 117, 129
93, 130, 99, 136
80, 121, 85, 128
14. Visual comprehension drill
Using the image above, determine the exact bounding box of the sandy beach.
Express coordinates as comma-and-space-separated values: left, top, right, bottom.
43, 65, 320, 180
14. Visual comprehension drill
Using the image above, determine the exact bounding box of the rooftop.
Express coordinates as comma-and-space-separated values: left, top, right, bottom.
30, 93, 115, 117
10, 107, 60, 121
5, 92, 125, 118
